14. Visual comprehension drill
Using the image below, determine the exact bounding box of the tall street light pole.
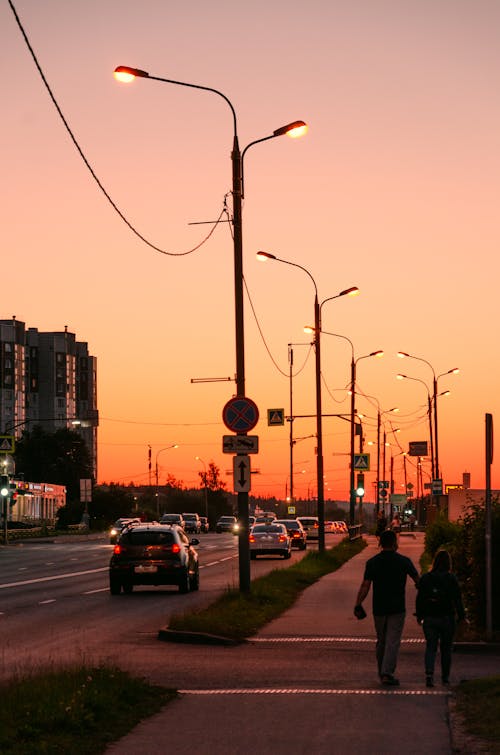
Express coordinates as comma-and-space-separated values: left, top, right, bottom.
155, 444, 178, 518
318, 331, 382, 525
114, 66, 306, 592
397, 352, 459, 483
195, 456, 208, 519
256, 250, 358, 551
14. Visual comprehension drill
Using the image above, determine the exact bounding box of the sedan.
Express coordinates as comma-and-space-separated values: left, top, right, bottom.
297, 516, 319, 540
249, 523, 291, 559
275, 519, 307, 550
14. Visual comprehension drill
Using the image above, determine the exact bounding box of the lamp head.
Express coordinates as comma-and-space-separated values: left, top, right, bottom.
273, 120, 308, 139
396, 374, 406, 380
370, 350, 384, 358
339, 286, 359, 297
256, 251, 276, 261
397, 351, 410, 358
114, 65, 149, 83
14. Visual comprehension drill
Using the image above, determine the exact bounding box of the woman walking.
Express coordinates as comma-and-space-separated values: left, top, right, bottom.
416, 549, 466, 687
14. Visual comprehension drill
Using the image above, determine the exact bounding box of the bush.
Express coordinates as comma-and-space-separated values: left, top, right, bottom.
424, 513, 462, 559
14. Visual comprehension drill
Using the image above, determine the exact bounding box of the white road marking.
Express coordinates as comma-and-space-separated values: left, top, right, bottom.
0, 567, 107, 590
38, 599, 56, 605
179, 688, 448, 696
250, 637, 425, 644
82, 588, 108, 595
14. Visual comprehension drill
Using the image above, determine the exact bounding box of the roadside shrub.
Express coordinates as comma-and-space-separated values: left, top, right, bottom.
424, 513, 462, 558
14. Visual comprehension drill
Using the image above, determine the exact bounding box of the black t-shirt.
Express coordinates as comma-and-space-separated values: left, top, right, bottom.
364, 550, 418, 616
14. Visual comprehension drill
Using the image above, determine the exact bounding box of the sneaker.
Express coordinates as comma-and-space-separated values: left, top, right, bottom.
426, 676, 434, 688
381, 675, 400, 686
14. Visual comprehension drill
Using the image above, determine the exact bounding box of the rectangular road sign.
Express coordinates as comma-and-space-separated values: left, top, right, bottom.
233, 455, 251, 492
353, 453, 370, 471
409, 441, 428, 456
0, 436, 15, 453
222, 435, 259, 454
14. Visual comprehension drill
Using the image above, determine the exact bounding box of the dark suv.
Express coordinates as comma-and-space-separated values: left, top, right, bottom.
109, 523, 199, 594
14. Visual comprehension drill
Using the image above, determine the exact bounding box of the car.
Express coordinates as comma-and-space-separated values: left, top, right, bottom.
255, 514, 276, 524
159, 513, 185, 529
182, 513, 201, 534
216, 515, 239, 534
325, 520, 349, 535
275, 518, 307, 550
109, 523, 199, 594
248, 515, 256, 527
249, 523, 291, 559
199, 516, 209, 533
297, 516, 319, 540
109, 517, 141, 544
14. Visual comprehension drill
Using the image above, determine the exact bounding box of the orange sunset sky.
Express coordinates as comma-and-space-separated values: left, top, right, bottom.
3, 0, 499, 502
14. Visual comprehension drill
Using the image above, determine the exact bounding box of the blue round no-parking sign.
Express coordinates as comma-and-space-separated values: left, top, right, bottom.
222, 397, 259, 433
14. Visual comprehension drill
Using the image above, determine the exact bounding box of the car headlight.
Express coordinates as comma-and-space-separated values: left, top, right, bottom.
110, 528, 118, 536
233, 523, 239, 531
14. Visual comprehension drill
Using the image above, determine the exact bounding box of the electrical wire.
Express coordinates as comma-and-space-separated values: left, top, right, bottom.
8, 0, 227, 258
243, 276, 313, 378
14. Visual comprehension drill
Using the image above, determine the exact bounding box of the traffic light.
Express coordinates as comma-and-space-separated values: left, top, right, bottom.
0, 475, 9, 498
356, 473, 365, 498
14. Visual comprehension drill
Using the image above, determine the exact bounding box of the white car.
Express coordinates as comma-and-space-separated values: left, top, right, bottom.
249, 523, 291, 559
297, 516, 319, 540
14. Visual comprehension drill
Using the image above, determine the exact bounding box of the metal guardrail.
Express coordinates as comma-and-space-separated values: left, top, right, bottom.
348, 524, 363, 541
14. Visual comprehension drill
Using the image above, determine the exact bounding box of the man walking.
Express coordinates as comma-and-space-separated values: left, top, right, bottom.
354, 529, 419, 686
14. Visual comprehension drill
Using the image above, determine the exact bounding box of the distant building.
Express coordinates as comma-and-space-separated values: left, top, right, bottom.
0, 317, 98, 479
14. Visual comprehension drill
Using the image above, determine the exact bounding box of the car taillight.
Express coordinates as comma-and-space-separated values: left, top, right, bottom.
249, 535, 255, 543
113, 545, 122, 555
278, 535, 287, 542
291, 532, 299, 538
171, 543, 181, 554
314, 522, 319, 528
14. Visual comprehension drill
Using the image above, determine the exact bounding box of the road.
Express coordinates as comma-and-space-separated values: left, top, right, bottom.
0, 531, 314, 680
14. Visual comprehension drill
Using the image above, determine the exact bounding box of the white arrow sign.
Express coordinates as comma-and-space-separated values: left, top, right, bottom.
233, 454, 251, 492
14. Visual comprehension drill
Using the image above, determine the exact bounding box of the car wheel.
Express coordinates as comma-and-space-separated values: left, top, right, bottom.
109, 577, 122, 595
189, 568, 200, 591
122, 581, 133, 594
178, 569, 190, 594
284, 550, 291, 559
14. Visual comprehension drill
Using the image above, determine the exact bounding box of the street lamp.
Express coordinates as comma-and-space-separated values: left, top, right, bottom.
195, 456, 209, 519
155, 444, 178, 518
397, 352, 459, 480
315, 330, 382, 525
114, 65, 306, 592
257, 250, 358, 550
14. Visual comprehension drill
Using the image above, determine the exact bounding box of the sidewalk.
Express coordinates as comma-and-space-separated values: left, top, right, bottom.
106, 534, 500, 754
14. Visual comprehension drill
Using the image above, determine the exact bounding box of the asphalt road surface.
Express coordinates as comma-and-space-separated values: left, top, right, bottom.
0, 531, 314, 680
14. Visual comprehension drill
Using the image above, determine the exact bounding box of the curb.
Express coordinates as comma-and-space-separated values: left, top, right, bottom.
453, 642, 500, 654
158, 628, 245, 646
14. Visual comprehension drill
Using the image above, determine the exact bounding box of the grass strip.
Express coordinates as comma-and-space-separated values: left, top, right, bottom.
169, 537, 366, 640
0, 665, 176, 755
455, 676, 500, 751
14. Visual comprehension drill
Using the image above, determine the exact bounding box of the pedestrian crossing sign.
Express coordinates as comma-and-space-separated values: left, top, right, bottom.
0, 436, 15, 453
267, 408, 285, 426
353, 453, 370, 471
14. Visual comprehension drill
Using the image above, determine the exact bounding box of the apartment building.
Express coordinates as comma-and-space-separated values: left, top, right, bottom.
0, 317, 98, 479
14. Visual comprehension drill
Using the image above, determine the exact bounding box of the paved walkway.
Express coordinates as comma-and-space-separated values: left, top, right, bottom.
106, 534, 500, 754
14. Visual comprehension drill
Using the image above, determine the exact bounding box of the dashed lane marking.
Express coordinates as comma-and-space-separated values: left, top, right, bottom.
0, 567, 107, 590
38, 599, 56, 605
250, 636, 425, 644
179, 688, 448, 697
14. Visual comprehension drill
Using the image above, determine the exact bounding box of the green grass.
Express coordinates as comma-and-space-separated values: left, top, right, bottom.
455, 676, 500, 752
169, 537, 367, 639
0, 665, 176, 755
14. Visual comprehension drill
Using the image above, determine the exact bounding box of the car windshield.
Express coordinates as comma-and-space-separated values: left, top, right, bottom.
299, 519, 317, 525
121, 530, 174, 546
252, 524, 285, 534
219, 517, 235, 522
277, 521, 300, 529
